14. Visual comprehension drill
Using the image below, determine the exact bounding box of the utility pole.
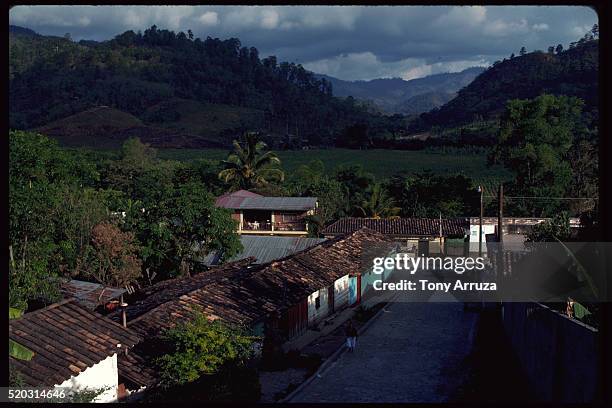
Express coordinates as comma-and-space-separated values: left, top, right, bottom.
439, 212, 443, 255
497, 184, 504, 279
478, 185, 483, 258
498, 184, 504, 244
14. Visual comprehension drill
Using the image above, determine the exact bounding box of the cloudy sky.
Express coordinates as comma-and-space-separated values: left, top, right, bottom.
9, 5, 598, 81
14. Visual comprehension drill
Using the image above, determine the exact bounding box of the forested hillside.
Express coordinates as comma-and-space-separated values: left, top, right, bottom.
9, 25, 403, 148
317, 67, 484, 114
410, 35, 598, 132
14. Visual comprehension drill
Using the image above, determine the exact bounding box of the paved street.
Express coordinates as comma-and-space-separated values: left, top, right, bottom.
289, 293, 478, 403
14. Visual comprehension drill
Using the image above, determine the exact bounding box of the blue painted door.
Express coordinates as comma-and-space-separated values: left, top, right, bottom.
349, 276, 358, 305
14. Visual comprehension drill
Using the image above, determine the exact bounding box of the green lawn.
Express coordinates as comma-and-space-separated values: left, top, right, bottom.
157, 147, 513, 187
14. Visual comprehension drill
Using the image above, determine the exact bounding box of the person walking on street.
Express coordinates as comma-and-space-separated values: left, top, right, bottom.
345, 319, 358, 352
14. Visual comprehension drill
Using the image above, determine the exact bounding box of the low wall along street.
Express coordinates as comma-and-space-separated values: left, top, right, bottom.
501, 302, 599, 402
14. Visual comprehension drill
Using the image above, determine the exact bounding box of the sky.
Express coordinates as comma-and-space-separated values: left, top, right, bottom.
9, 5, 598, 81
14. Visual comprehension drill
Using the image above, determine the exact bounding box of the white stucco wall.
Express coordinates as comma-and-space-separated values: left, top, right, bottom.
307, 288, 329, 325
469, 224, 496, 252
333, 275, 349, 311
56, 354, 118, 403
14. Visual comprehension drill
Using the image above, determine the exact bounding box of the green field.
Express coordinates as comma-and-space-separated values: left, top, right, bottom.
157, 147, 513, 191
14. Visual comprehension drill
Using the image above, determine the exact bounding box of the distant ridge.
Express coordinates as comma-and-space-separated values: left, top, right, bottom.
314, 67, 485, 115
411, 40, 598, 130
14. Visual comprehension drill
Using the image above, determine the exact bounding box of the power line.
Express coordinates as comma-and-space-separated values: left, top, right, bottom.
482, 195, 596, 200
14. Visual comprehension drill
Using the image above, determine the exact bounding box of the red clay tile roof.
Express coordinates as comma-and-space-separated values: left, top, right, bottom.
108, 258, 256, 324
115, 228, 392, 388
122, 227, 391, 337
118, 351, 158, 389
322, 217, 469, 237
9, 299, 140, 387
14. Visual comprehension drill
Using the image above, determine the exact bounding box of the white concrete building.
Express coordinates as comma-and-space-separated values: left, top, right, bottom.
9, 299, 140, 403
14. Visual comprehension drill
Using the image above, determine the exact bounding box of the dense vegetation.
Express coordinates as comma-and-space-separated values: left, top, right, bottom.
9, 24, 404, 148
152, 308, 258, 400
490, 94, 598, 218
410, 28, 599, 134
8, 131, 242, 311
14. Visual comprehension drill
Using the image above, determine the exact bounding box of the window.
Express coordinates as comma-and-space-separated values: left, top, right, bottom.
315, 295, 321, 309
281, 213, 300, 222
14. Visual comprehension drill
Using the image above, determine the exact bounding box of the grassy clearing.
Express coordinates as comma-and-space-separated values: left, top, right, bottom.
157, 147, 513, 185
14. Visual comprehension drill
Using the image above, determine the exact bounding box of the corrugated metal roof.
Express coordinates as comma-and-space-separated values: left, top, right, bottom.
235, 196, 317, 211
215, 190, 317, 211
60, 279, 127, 310
201, 235, 327, 266
215, 190, 263, 208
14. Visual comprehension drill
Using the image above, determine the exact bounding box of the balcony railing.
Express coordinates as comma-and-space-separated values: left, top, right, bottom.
242, 221, 271, 231
241, 220, 306, 232
274, 221, 307, 232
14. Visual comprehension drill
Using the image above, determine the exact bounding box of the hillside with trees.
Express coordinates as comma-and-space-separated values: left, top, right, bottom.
409, 27, 598, 133
9, 24, 404, 149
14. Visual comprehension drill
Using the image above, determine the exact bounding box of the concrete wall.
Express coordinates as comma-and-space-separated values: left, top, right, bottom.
333, 275, 349, 311
468, 224, 496, 252
501, 302, 599, 402
57, 354, 119, 403
308, 287, 329, 325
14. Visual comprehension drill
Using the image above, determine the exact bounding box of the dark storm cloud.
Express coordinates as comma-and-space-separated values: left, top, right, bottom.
9, 5, 598, 80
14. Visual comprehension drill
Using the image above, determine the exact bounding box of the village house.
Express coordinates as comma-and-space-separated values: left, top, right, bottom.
8, 299, 140, 402
111, 228, 395, 394
322, 217, 470, 256
469, 217, 582, 236
215, 190, 318, 236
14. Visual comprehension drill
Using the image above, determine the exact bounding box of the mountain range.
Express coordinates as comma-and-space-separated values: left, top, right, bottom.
316, 67, 485, 115
9, 24, 401, 149
412, 39, 598, 131
9, 24, 598, 149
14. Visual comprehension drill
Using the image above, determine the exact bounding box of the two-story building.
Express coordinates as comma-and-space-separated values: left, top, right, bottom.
215, 190, 318, 236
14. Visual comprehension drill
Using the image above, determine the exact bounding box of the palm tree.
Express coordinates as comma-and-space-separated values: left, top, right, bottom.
357, 183, 401, 219
218, 132, 285, 189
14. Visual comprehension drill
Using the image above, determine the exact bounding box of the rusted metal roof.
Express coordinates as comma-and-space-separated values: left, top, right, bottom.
60, 279, 127, 310
9, 299, 140, 387
215, 190, 317, 211
200, 235, 327, 266
322, 217, 469, 238
214, 189, 263, 208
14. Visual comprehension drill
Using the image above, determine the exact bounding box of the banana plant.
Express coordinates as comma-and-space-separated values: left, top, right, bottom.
9, 307, 34, 361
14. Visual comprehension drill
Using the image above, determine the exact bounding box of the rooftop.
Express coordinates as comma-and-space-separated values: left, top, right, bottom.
200, 235, 327, 266
9, 299, 140, 387
323, 217, 469, 238
115, 227, 392, 388
215, 190, 317, 211
60, 279, 127, 310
